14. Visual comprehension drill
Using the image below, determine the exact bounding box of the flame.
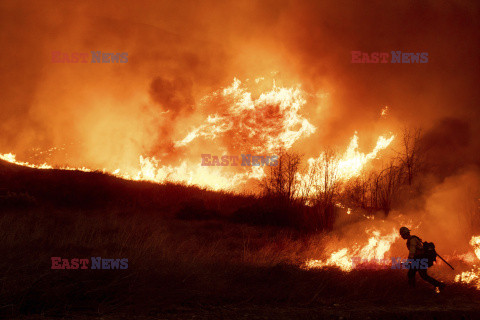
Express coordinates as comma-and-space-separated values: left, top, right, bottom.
132, 156, 265, 191
297, 133, 394, 198
336, 133, 394, 181
175, 78, 316, 153
381, 106, 389, 117
135, 130, 393, 191
455, 235, 480, 289
0, 153, 92, 172
303, 229, 399, 272
0, 151, 266, 191
470, 236, 480, 260
0, 79, 394, 192
0, 132, 394, 192
455, 270, 480, 289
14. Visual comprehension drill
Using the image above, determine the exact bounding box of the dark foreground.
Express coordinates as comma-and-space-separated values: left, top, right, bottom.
13, 304, 480, 320
11, 307, 480, 320
2, 208, 480, 320
1, 161, 480, 319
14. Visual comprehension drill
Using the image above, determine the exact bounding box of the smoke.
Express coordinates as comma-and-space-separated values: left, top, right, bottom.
0, 0, 478, 180
1, 1, 480, 270
149, 76, 194, 116
421, 169, 480, 253
421, 117, 480, 177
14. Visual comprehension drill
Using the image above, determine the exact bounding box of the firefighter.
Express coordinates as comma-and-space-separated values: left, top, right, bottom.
399, 227, 445, 290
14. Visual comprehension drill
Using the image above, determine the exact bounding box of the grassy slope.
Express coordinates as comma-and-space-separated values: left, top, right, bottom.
1, 160, 480, 319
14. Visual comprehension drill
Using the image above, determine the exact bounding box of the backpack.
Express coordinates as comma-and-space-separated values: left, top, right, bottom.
407, 236, 438, 267
422, 241, 437, 267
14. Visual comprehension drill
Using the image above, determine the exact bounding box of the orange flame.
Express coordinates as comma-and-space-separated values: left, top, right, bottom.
455, 235, 480, 289
175, 78, 316, 153
0, 153, 92, 172
303, 228, 399, 272
1, 79, 394, 192
298, 133, 394, 198
381, 106, 389, 117
0, 133, 394, 192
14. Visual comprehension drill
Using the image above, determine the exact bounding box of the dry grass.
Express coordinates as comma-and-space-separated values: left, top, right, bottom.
1, 207, 480, 319
1, 160, 480, 319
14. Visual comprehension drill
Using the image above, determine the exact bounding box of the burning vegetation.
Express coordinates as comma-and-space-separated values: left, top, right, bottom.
1, 0, 480, 318
2, 91, 480, 292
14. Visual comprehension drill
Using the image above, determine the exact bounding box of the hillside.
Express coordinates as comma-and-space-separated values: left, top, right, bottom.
0, 159, 252, 216
1, 160, 480, 319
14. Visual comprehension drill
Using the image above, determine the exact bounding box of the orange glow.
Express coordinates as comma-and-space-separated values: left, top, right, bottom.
298, 133, 394, 197
175, 78, 316, 153
1, 79, 394, 192
0, 153, 92, 172
302, 229, 399, 272
455, 236, 480, 289
381, 106, 389, 117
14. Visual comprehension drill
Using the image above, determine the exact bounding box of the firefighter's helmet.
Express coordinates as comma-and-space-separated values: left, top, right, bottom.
399, 226, 410, 237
